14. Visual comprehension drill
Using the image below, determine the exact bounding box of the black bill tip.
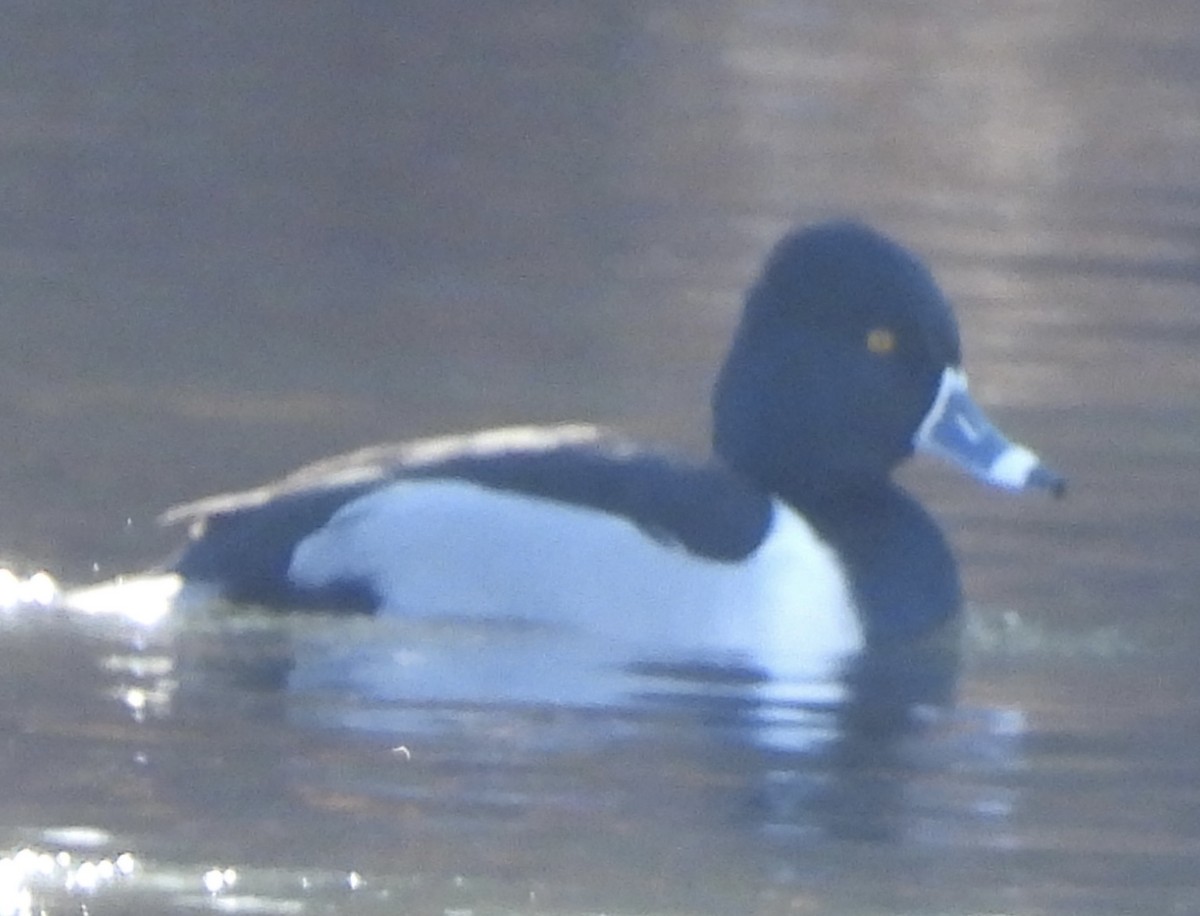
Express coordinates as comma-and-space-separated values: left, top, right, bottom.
1027, 464, 1067, 499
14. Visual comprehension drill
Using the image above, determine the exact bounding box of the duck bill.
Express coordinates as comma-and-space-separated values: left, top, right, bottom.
914, 367, 1065, 497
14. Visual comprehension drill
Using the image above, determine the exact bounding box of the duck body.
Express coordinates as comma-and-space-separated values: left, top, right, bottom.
170, 426, 867, 676
164, 221, 1062, 678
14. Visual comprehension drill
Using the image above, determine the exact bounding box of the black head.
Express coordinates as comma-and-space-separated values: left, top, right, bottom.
713, 221, 960, 496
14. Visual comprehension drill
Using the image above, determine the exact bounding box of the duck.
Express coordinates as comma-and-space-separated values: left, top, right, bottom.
158, 220, 1064, 680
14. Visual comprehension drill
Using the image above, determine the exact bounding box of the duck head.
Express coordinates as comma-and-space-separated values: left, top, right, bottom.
712, 221, 1064, 501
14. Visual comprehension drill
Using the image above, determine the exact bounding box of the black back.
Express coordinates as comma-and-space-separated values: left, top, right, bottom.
171, 430, 774, 609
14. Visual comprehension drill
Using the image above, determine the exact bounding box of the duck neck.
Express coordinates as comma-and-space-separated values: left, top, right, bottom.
784, 476, 962, 644
711, 410, 961, 642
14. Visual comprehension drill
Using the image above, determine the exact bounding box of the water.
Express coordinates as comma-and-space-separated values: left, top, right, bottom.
0, 2, 1198, 913
0, 600, 1192, 914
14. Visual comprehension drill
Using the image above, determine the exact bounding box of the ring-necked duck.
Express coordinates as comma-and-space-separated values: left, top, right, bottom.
162, 221, 1063, 678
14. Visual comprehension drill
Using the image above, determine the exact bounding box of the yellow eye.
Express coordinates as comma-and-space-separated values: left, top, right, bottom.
866, 327, 896, 355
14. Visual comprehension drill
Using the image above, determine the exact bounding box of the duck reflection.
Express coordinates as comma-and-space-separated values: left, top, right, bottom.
161, 607, 1024, 857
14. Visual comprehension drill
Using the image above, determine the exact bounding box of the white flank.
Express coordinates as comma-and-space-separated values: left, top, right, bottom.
289, 480, 862, 681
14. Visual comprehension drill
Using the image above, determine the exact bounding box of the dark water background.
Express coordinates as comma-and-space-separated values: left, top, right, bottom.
0, 2, 1198, 914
